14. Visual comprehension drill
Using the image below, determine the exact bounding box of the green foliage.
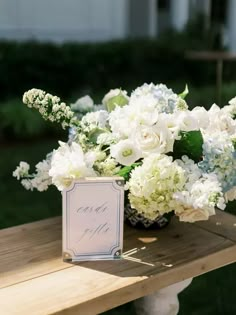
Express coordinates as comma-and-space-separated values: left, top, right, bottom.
0, 99, 65, 140
117, 163, 141, 181
0, 139, 60, 229
0, 99, 46, 139
0, 34, 215, 102
106, 93, 129, 112
173, 130, 204, 163
179, 85, 189, 99
0, 14, 235, 103
88, 128, 105, 144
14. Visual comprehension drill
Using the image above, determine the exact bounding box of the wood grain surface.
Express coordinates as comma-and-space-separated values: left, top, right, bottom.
0, 210, 235, 315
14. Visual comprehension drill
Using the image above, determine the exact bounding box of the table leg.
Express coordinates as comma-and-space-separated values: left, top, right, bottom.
134, 278, 193, 315
216, 59, 223, 106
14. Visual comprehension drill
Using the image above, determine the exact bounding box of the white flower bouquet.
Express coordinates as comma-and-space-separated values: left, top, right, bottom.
14, 83, 236, 226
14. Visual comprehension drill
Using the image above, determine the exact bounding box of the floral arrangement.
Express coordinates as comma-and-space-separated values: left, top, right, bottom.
13, 83, 236, 224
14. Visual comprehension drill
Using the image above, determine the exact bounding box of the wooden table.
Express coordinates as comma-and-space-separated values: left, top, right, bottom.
186, 51, 236, 106
0, 210, 236, 315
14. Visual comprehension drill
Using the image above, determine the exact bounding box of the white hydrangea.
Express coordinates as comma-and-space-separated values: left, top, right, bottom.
95, 156, 121, 176
176, 156, 202, 186
174, 173, 225, 222
199, 130, 236, 192
49, 141, 96, 191
172, 156, 225, 222
127, 154, 186, 220
129, 83, 185, 113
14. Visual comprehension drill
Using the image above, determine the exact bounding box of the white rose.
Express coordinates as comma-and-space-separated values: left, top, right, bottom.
132, 124, 174, 155
110, 139, 142, 166
225, 186, 236, 202
176, 206, 214, 223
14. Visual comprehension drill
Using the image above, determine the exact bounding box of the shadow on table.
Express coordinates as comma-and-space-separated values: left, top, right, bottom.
70, 218, 231, 278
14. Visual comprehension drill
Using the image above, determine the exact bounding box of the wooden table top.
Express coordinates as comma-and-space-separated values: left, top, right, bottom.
185, 50, 236, 61
0, 210, 236, 315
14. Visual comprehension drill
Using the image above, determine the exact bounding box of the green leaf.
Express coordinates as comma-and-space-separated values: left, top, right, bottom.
173, 130, 203, 162
178, 84, 189, 99
106, 92, 128, 112
88, 128, 105, 144
117, 163, 141, 181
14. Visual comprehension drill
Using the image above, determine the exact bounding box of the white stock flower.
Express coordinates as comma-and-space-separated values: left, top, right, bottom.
21, 179, 34, 191
31, 159, 52, 191
13, 162, 30, 180
23, 89, 75, 128
110, 139, 142, 166
49, 141, 96, 190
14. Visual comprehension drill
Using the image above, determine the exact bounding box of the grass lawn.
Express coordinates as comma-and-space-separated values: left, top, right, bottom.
1, 139, 236, 315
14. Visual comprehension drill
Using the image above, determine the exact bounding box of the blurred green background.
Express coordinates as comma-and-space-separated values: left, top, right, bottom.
1, 10, 236, 315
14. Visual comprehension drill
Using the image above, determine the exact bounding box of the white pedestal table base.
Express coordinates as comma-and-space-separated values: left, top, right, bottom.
134, 278, 193, 315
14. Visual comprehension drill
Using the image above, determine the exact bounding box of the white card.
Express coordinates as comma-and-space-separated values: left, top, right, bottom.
62, 177, 124, 262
